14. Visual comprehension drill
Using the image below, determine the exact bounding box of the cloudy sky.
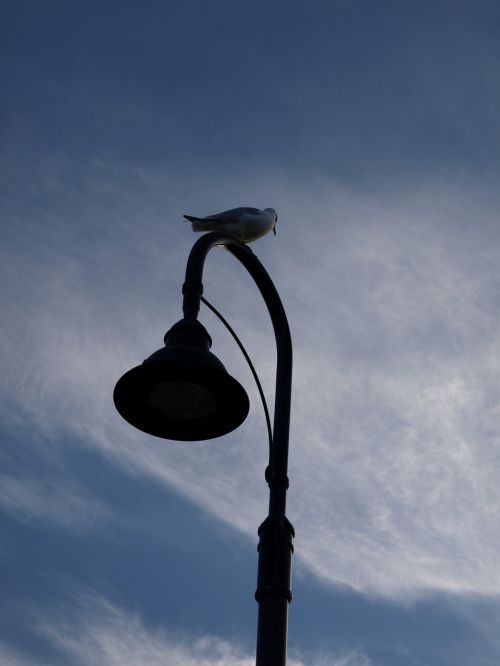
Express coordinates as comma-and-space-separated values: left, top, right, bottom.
2, 1, 500, 664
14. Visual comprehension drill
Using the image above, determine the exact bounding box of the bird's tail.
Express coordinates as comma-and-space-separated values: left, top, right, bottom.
191, 220, 219, 232
183, 215, 219, 233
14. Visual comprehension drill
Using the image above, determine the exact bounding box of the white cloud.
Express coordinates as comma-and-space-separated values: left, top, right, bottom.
0, 474, 109, 531
2, 157, 500, 599
31, 593, 369, 666
42, 599, 254, 666
0, 643, 42, 666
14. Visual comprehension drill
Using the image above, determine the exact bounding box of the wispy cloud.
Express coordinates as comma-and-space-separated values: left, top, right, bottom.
27, 592, 369, 666
2, 156, 500, 599
41, 597, 256, 666
0, 474, 109, 531
0, 643, 40, 666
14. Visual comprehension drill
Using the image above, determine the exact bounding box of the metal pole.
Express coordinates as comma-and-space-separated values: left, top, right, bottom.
182, 232, 294, 666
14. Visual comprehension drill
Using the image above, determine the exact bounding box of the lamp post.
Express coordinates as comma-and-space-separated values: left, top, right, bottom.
114, 231, 294, 666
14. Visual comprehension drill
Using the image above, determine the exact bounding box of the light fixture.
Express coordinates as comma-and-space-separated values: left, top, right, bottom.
113, 318, 249, 441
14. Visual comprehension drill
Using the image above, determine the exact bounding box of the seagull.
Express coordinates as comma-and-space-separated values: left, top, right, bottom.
183, 207, 278, 243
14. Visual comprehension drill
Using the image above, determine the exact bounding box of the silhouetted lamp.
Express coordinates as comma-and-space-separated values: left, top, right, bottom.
113, 232, 294, 666
113, 319, 249, 441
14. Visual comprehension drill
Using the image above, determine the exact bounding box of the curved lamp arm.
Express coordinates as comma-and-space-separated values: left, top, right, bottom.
182, 231, 292, 518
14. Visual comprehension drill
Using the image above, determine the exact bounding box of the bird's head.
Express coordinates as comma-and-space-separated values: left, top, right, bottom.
264, 208, 278, 235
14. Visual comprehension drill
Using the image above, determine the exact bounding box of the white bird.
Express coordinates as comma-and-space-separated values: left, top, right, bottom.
183, 207, 278, 243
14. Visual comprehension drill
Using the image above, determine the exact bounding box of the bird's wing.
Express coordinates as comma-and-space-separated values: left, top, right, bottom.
184, 214, 239, 224
183, 207, 262, 223
205, 207, 261, 220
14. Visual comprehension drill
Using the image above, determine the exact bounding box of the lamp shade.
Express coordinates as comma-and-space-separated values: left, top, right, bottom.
113, 319, 249, 440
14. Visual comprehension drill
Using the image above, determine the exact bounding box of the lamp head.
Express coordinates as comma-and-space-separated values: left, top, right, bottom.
113, 319, 249, 441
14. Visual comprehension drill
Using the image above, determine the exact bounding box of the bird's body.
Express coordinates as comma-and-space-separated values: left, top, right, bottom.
183, 207, 278, 243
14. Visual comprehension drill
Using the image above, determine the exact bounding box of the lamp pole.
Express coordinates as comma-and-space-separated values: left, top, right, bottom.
114, 231, 294, 665
182, 232, 294, 665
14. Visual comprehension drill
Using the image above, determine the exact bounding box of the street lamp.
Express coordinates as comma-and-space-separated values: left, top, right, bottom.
114, 231, 294, 666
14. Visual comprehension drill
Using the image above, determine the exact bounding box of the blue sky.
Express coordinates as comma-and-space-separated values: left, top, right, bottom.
2, 1, 500, 664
